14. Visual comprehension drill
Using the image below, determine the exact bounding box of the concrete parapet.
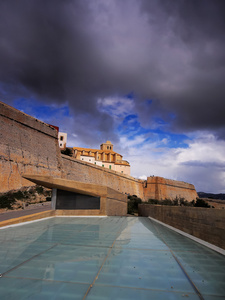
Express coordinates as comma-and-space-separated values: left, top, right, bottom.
0, 210, 55, 228
138, 204, 225, 249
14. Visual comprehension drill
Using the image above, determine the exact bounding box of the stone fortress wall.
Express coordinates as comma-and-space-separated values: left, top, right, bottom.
61, 155, 143, 198
0, 102, 62, 193
143, 176, 197, 202
0, 101, 197, 201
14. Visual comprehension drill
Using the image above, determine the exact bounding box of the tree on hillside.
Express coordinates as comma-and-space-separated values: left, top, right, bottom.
61, 148, 73, 157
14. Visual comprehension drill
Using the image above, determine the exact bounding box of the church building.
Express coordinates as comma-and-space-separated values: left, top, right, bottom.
72, 141, 130, 175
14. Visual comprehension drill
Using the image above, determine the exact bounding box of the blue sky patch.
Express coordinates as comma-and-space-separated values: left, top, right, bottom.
13, 98, 70, 122
117, 113, 189, 149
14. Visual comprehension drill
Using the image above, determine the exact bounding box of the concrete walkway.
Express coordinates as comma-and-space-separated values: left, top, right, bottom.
0, 204, 51, 222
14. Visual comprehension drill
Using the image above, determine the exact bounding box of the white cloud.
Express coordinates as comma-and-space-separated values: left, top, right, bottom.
176, 133, 225, 164
119, 135, 146, 149
124, 132, 225, 193
97, 96, 135, 120
138, 175, 147, 180
161, 138, 168, 144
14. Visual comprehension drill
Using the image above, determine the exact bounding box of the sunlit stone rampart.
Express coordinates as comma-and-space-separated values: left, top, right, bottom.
143, 176, 197, 202
0, 101, 197, 202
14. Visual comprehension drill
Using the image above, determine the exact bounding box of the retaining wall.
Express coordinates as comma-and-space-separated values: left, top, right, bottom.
138, 204, 225, 249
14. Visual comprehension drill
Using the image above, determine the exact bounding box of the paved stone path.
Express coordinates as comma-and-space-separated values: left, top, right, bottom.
0, 204, 51, 222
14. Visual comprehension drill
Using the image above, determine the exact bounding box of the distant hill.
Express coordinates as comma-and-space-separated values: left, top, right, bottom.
198, 192, 225, 200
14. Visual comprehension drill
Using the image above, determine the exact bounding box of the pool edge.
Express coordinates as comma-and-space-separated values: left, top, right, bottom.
0, 210, 55, 228
149, 216, 225, 256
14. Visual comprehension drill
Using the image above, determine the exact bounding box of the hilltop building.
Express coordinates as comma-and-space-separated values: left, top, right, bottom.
58, 132, 67, 150
48, 125, 67, 151
72, 141, 130, 175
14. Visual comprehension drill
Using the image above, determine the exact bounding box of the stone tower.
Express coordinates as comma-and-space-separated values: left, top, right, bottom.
100, 141, 113, 151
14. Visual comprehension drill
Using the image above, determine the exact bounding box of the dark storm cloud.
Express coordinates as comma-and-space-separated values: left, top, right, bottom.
139, 0, 225, 134
0, 0, 225, 141
0, 0, 120, 144
0, 0, 102, 103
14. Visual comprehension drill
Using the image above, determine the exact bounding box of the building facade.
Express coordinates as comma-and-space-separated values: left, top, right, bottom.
72, 141, 130, 175
58, 132, 67, 150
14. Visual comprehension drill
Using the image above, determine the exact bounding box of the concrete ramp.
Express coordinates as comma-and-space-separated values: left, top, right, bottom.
23, 175, 127, 216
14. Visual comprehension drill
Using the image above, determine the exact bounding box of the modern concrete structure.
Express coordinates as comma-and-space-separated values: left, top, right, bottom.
23, 175, 127, 216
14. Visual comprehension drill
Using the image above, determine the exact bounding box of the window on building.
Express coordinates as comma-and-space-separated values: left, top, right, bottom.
60, 136, 63, 141
60, 143, 62, 146
107, 146, 109, 149
82, 158, 84, 160
109, 165, 111, 169
89, 159, 91, 161
110, 146, 111, 150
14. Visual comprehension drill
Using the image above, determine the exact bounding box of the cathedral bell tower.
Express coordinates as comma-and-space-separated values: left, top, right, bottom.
100, 141, 113, 151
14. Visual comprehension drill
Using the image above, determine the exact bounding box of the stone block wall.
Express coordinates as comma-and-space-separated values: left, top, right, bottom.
61, 155, 144, 198
0, 101, 198, 204
106, 187, 127, 216
143, 176, 197, 202
138, 204, 225, 249
0, 101, 62, 193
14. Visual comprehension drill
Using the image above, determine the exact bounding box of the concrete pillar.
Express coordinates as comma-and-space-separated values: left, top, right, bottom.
51, 188, 57, 210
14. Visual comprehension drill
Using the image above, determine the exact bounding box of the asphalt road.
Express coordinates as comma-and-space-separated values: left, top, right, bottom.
0, 204, 52, 222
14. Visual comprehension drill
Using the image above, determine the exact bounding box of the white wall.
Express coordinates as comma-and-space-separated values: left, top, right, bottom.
58, 132, 67, 149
